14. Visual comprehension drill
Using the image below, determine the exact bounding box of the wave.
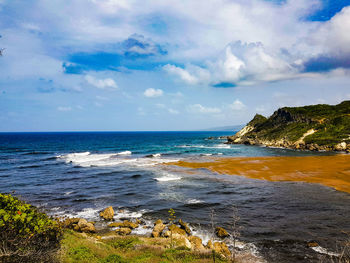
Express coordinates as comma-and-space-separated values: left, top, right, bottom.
311, 246, 340, 257
177, 144, 230, 149
57, 151, 179, 168
156, 176, 182, 182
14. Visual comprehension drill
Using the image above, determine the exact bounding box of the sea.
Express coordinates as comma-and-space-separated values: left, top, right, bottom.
0, 131, 349, 262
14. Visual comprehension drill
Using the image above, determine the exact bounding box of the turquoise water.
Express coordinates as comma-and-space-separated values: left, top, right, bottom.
0, 132, 348, 262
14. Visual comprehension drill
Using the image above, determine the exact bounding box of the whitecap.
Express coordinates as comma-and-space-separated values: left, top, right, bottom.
186, 199, 202, 204
117, 151, 132, 155
311, 246, 340, 257
156, 176, 182, 182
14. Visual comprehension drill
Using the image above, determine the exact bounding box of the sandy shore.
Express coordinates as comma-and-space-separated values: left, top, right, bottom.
167, 154, 350, 194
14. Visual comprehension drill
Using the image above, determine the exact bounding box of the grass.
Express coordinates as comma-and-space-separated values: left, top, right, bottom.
59, 230, 229, 263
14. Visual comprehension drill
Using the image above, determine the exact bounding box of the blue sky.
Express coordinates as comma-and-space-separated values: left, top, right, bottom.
0, 0, 350, 131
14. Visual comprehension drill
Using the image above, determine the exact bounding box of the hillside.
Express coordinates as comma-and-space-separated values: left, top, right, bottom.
227, 101, 350, 152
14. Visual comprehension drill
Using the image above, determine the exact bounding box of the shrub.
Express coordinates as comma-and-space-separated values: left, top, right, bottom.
99, 254, 127, 263
0, 193, 62, 263
109, 236, 141, 250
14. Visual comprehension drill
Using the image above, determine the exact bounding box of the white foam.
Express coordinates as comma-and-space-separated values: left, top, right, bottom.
186, 198, 203, 204
156, 176, 182, 182
114, 209, 150, 220
57, 152, 179, 168
117, 150, 132, 155
311, 246, 340, 257
177, 144, 230, 149
152, 153, 161, 157
64, 191, 73, 196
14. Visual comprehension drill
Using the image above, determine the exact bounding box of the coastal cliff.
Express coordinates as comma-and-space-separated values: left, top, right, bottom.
227, 101, 350, 152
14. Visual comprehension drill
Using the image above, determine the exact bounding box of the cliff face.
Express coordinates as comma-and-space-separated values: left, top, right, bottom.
227, 101, 350, 152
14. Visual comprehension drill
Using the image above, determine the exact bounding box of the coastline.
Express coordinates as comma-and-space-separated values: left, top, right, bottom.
167, 154, 350, 194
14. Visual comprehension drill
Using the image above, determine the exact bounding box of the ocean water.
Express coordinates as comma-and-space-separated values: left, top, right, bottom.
0, 131, 349, 262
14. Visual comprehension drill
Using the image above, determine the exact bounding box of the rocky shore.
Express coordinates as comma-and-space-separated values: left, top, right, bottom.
60, 206, 263, 262
226, 101, 350, 152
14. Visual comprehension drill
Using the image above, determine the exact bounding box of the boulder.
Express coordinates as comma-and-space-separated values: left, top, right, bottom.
213, 242, 231, 258
188, 236, 204, 251
152, 219, 165, 237
178, 219, 191, 235
100, 206, 114, 220
62, 217, 80, 229
168, 224, 187, 236
215, 227, 229, 238
176, 237, 192, 249
206, 240, 214, 250
116, 227, 132, 235
108, 222, 124, 228
122, 220, 139, 229
335, 142, 347, 151
77, 218, 96, 233
307, 242, 319, 248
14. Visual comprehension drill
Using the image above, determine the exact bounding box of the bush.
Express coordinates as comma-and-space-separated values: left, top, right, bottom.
99, 254, 127, 263
0, 193, 62, 263
109, 237, 141, 250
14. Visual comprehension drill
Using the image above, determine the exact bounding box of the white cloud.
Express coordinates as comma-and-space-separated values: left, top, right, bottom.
188, 104, 221, 114
168, 108, 179, 114
57, 106, 72, 112
229, 99, 246, 110
143, 88, 163, 98
85, 75, 118, 90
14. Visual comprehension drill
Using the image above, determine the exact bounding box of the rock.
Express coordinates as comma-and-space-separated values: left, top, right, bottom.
100, 206, 114, 220
178, 219, 191, 235
206, 240, 214, 250
307, 242, 319, 248
62, 217, 80, 228
168, 224, 187, 236
215, 227, 229, 238
77, 218, 96, 233
152, 219, 165, 237
176, 237, 192, 249
135, 219, 142, 224
213, 242, 231, 258
122, 220, 139, 229
108, 222, 124, 228
116, 227, 132, 235
335, 142, 347, 151
188, 236, 204, 250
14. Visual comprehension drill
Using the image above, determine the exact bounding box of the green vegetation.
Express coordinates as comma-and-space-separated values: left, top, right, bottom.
231, 101, 350, 147
60, 231, 228, 263
0, 193, 62, 263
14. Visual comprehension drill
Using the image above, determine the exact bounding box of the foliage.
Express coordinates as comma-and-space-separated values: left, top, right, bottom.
109, 236, 142, 250
239, 101, 350, 146
0, 193, 62, 263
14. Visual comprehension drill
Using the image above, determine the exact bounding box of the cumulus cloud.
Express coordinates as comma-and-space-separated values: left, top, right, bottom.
188, 104, 221, 114
57, 106, 72, 111
143, 88, 163, 97
85, 75, 118, 90
229, 99, 246, 110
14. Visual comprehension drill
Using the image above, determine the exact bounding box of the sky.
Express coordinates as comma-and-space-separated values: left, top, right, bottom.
0, 0, 350, 131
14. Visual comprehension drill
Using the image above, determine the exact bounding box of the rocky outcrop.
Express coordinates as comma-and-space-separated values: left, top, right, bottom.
188, 236, 204, 251
178, 219, 191, 235
215, 227, 229, 238
100, 206, 114, 220
213, 241, 231, 258
227, 101, 350, 152
108, 220, 139, 229
152, 219, 165, 238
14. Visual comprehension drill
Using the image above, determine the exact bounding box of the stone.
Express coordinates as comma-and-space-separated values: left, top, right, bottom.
206, 240, 214, 250
152, 219, 165, 237
335, 142, 347, 151
62, 217, 80, 229
77, 218, 96, 233
176, 237, 192, 249
100, 206, 114, 220
168, 224, 187, 236
215, 227, 229, 238
213, 242, 231, 258
178, 219, 191, 235
122, 220, 139, 229
307, 242, 319, 248
108, 222, 124, 228
116, 227, 132, 235
188, 236, 204, 250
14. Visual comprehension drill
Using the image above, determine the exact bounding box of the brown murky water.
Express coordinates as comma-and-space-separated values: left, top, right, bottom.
168, 154, 350, 194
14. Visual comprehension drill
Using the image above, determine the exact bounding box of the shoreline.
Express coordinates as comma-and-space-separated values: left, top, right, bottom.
166, 154, 350, 194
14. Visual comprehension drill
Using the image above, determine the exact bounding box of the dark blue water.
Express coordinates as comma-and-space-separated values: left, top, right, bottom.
0, 132, 349, 262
